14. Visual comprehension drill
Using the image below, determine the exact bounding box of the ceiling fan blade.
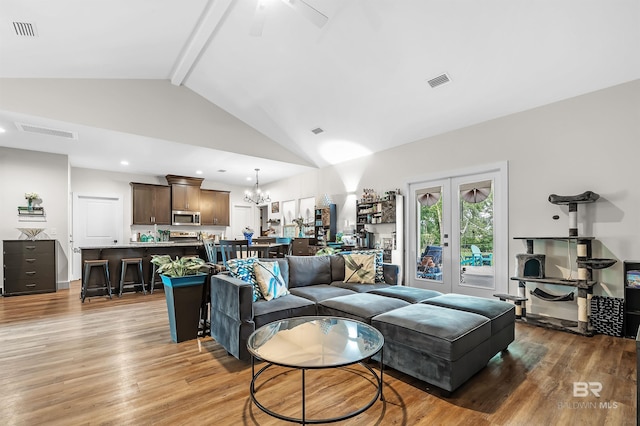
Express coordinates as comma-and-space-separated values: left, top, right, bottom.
250, 0, 268, 37
281, 0, 328, 28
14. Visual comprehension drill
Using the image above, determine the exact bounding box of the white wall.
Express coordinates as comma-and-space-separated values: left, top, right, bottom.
261, 80, 640, 319
0, 148, 70, 291
69, 167, 252, 242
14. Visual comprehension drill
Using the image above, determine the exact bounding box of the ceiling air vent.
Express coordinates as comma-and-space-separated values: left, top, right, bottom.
13, 22, 38, 37
16, 122, 78, 140
311, 127, 324, 135
427, 73, 451, 89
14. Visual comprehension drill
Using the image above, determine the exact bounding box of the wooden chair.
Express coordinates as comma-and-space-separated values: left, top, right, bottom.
219, 239, 250, 268
203, 239, 219, 264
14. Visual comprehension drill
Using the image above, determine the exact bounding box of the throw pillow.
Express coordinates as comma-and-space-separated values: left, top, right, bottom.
254, 260, 289, 301
339, 249, 384, 282
343, 253, 376, 284
226, 257, 262, 301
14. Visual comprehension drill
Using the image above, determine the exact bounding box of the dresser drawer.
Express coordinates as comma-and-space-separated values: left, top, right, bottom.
4, 252, 55, 268
4, 259, 56, 279
3, 240, 54, 256
3, 278, 56, 295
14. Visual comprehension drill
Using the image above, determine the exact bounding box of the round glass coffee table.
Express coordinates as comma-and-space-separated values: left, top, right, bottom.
247, 316, 384, 425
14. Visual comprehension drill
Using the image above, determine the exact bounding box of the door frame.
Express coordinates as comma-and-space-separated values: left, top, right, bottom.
405, 161, 509, 296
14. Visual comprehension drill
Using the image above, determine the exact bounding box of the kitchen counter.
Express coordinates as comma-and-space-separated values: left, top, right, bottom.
80, 243, 206, 296
79, 241, 203, 250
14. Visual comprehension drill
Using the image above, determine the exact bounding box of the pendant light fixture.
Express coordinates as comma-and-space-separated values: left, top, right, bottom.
244, 168, 271, 205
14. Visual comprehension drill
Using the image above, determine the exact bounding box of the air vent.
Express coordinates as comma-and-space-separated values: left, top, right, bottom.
311, 127, 324, 135
427, 73, 451, 88
16, 122, 78, 140
13, 22, 38, 37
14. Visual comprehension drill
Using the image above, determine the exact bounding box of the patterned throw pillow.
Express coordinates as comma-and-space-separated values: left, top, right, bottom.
226, 257, 262, 301
254, 261, 289, 301
339, 249, 384, 282
343, 253, 376, 284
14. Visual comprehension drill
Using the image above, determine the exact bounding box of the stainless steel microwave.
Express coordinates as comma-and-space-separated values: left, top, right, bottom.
172, 210, 201, 226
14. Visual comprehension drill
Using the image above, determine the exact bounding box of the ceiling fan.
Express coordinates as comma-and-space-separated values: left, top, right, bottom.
250, 0, 328, 37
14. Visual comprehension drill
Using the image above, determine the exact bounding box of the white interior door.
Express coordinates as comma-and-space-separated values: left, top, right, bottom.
232, 204, 254, 239
71, 193, 123, 280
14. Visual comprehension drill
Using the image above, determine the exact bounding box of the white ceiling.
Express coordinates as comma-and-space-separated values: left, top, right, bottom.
1, 0, 639, 185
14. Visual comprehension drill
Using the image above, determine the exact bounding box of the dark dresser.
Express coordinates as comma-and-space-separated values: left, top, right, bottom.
3, 240, 56, 296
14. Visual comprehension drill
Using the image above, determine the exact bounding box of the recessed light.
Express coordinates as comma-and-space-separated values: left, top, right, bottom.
0, 127, 6, 133
120, 160, 129, 166
195, 170, 203, 175
217, 169, 226, 173
246, 176, 252, 181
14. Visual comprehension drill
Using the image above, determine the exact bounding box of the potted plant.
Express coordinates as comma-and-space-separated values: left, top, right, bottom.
151, 255, 207, 343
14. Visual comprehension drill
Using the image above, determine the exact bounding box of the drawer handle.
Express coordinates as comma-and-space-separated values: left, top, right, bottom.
26, 284, 37, 288
25, 271, 36, 276
25, 258, 36, 263
26, 246, 36, 250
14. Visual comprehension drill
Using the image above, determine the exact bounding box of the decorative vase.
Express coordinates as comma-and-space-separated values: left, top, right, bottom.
27, 199, 33, 212
243, 232, 253, 245
160, 273, 207, 343
299, 228, 304, 238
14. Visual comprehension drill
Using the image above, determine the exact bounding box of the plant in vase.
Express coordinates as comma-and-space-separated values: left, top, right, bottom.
293, 217, 305, 237
150, 255, 207, 343
243, 226, 254, 245
150, 255, 205, 278
25, 192, 39, 211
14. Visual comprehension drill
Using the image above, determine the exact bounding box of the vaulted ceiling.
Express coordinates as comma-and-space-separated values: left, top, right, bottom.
1, 0, 638, 185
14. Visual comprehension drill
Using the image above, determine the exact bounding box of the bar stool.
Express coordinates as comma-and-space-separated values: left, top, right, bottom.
82, 259, 112, 303
119, 258, 146, 297
150, 254, 171, 294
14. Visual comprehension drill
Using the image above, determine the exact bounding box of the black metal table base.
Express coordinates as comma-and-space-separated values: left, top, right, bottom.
250, 348, 384, 425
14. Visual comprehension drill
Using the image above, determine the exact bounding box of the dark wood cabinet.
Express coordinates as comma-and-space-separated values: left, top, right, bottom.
171, 184, 200, 212
200, 189, 230, 226
131, 183, 171, 225
624, 260, 640, 338
165, 175, 203, 212
3, 240, 56, 296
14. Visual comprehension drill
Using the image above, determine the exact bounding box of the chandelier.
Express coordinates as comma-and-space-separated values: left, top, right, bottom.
244, 168, 271, 205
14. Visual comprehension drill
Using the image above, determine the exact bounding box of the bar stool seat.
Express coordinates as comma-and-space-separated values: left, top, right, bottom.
82, 259, 112, 303
119, 257, 146, 297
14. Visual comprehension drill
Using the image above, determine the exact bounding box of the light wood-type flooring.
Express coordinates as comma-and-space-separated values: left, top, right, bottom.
0, 282, 636, 425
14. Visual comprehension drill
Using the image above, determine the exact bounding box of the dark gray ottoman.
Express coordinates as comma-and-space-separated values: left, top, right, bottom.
318, 293, 410, 323
369, 286, 442, 303
422, 293, 515, 354
372, 303, 493, 393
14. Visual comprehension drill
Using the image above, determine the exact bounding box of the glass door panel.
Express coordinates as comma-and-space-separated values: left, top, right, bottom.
456, 179, 495, 291
416, 185, 444, 283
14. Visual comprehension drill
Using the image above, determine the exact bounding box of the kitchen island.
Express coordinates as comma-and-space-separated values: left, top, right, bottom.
80, 242, 206, 296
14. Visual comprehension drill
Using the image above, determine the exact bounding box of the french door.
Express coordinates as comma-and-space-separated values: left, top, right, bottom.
407, 163, 508, 298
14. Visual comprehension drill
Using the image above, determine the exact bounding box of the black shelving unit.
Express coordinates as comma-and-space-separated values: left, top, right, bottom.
624, 260, 640, 338
314, 204, 336, 243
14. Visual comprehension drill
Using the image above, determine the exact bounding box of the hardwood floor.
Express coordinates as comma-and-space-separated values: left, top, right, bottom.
1, 282, 636, 425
